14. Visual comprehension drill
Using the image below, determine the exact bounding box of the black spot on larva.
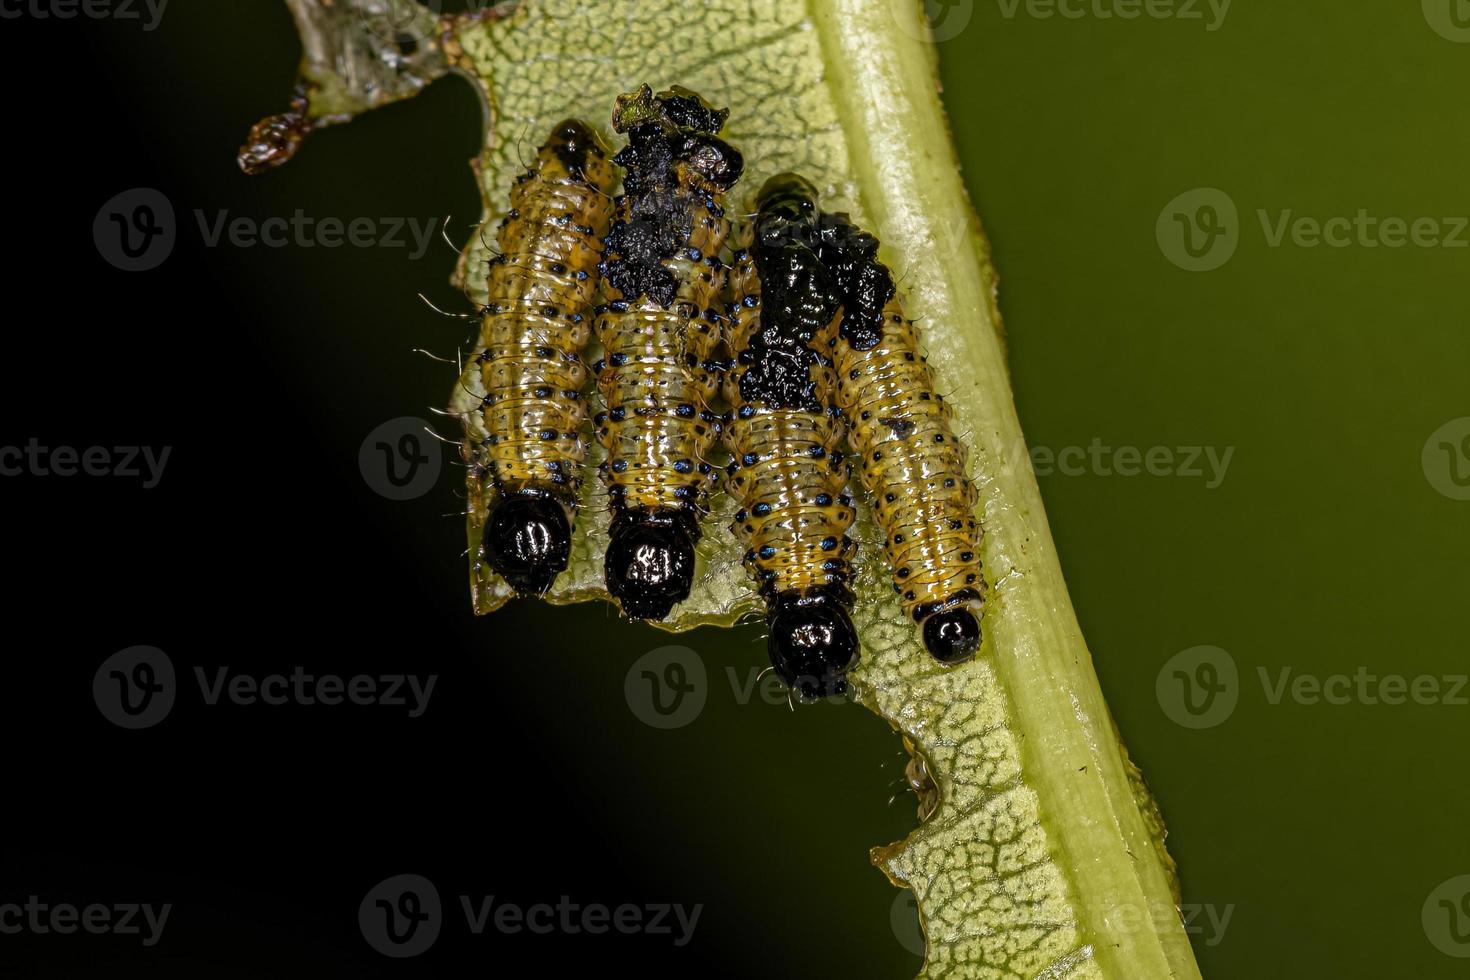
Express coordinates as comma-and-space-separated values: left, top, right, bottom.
881, 417, 916, 438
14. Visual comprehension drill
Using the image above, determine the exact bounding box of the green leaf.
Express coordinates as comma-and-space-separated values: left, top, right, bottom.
247, 1, 1201, 975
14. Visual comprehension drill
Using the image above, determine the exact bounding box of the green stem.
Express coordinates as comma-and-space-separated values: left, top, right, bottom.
812, 3, 1197, 974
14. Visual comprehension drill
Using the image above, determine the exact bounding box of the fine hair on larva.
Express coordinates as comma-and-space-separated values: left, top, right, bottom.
815, 200, 988, 664
467, 119, 616, 596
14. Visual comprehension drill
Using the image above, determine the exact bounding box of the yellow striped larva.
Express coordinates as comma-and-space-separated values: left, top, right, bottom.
819, 207, 988, 664
470, 120, 615, 596
722, 174, 860, 700
593, 86, 743, 620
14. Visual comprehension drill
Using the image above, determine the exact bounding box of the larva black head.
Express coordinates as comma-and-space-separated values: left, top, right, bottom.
612, 84, 728, 135
922, 607, 982, 664
611, 85, 742, 194
678, 132, 743, 191
767, 589, 860, 702
605, 86, 741, 304
482, 492, 572, 597
738, 173, 841, 412
755, 173, 820, 238
605, 511, 698, 621
659, 85, 730, 133
547, 118, 603, 172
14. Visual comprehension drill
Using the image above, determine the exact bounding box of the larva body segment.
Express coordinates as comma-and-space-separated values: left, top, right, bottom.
820, 213, 988, 664
472, 120, 616, 596
594, 86, 744, 620
723, 175, 860, 700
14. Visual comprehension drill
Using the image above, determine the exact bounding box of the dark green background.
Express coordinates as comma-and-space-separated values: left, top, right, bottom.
4, 1, 1465, 977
